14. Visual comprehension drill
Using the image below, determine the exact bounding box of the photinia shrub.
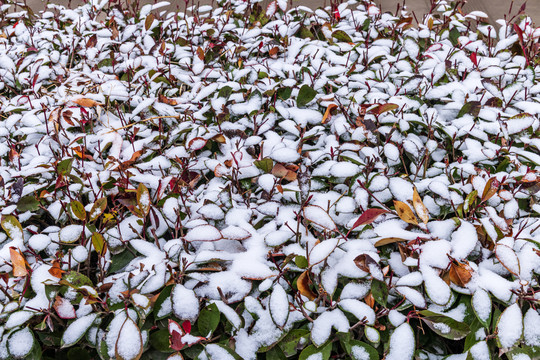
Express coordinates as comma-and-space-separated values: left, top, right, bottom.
0, 0, 538, 359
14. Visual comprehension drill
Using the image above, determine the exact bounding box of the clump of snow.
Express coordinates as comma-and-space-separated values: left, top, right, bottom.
497, 304, 523, 349
386, 323, 415, 360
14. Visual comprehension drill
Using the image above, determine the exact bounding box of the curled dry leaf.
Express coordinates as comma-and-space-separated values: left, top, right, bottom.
48, 259, 65, 278
71, 98, 102, 107
394, 200, 418, 225
374, 237, 409, 247
412, 188, 429, 224
297, 270, 317, 300
158, 94, 178, 106
321, 103, 338, 124
271, 163, 297, 181
481, 177, 498, 203
353, 253, 379, 273
448, 260, 473, 287
9, 247, 27, 277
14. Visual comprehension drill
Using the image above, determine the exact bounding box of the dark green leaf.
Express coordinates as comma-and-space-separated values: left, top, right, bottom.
348, 340, 379, 360
198, 303, 220, 337
299, 342, 331, 360
218, 86, 233, 98
266, 346, 287, 360
154, 286, 173, 320
371, 279, 388, 307
149, 329, 171, 352
449, 27, 460, 46
277, 87, 292, 100
67, 347, 91, 360
63, 271, 93, 288
279, 329, 310, 357
332, 30, 352, 43
108, 250, 136, 274
457, 101, 481, 118
297, 85, 317, 108
17, 195, 40, 212
419, 310, 471, 340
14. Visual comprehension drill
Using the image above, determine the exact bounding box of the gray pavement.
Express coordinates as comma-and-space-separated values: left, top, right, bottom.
4, 0, 540, 25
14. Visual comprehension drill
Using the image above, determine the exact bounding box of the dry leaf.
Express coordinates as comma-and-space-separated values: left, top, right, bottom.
412, 188, 429, 224
448, 260, 473, 287
394, 200, 418, 225
269, 46, 279, 58
481, 177, 498, 202
158, 94, 178, 106
374, 237, 409, 247
271, 163, 297, 181
364, 292, 375, 308
321, 103, 338, 124
48, 259, 65, 278
348, 208, 388, 235
9, 247, 27, 277
353, 254, 379, 273
196, 47, 205, 61
297, 271, 317, 300
72, 98, 102, 107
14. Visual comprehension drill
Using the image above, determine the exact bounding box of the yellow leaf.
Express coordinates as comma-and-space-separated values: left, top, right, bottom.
394, 200, 418, 225
297, 271, 317, 300
10, 247, 27, 277
412, 188, 429, 224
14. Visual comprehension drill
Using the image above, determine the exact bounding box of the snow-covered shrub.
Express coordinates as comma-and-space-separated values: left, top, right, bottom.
0, 0, 538, 359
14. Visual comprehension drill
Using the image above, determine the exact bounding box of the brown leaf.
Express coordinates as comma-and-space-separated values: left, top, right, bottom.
145, 13, 155, 31
374, 237, 409, 247
412, 188, 429, 224
196, 47, 205, 61
269, 46, 279, 58
72, 98, 102, 108
348, 208, 388, 234
48, 259, 65, 278
321, 103, 338, 124
271, 163, 297, 181
448, 260, 473, 287
86, 34, 97, 48
364, 292, 375, 308
481, 177, 498, 203
10, 247, 27, 277
297, 271, 317, 300
212, 134, 226, 143
369, 103, 399, 115
394, 200, 418, 225
158, 94, 178, 106
354, 254, 379, 273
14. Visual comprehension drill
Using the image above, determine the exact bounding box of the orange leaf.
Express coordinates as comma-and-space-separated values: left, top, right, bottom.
269, 46, 279, 58
364, 292, 375, 308
196, 47, 205, 61
321, 103, 338, 124
9, 247, 27, 277
297, 271, 317, 300
158, 94, 178, 106
481, 177, 498, 203
72, 98, 102, 107
271, 163, 297, 181
48, 260, 65, 278
448, 260, 473, 287
394, 200, 418, 225
412, 188, 429, 224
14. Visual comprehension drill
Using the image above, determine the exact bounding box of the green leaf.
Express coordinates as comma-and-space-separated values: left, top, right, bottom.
254, 158, 274, 173
297, 85, 317, 108
17, 195, 40, 212
449, 27, 460, 46
348, 340, 378, 360
278, 329, 310, 357
154, 285, 173, 320
67, 347, 91, 360
57, 158, 74, 175
89, 197, 107, 222
108, 250, 136, 274
1, 215, 23, 240
63, 271, 93, 288
298, 342, 332, 360
294, 255, 308, 269
419, 310, 471, 340
332, 30, 352, 43
218, 86, 232, 98
149, 329, 171, 352
137, 183, 151, 217
277, 87, 292, 100
266, 347, 287, 360
371, 279, 388, 307
91, 233, 106, 254
70, 200, 86, 221
198, 303, 220, 337
457, 101, 481, 118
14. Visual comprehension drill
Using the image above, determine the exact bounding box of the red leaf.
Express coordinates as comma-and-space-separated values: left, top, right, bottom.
182, 320, 191, 334
470, 52, 478, 66
348, 208, 388, 236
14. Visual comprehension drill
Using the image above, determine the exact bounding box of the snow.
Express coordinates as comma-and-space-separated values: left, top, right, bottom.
205, 344, 236, 360
523, 308, 540, 346
388, 309, 406, 326
72, 245, 88, 263
303, 205, 337, 231
62, 313, 98, 346
310, 309, 349, 346
309, 239, 339, 265
7, 327, 33, 358
59, 225, 83, 243
497, 303, 523, 349
386, 323, 414, 360
28, 234, 51, 252
269, 284, 289, 327
450, 221, 478, 260
351, 345, 370, 360
339, 299, 375, 324
172, 284, 199, 322
472, 289, 491, 323
184, 225, 222, 242
115, 317, 142, 360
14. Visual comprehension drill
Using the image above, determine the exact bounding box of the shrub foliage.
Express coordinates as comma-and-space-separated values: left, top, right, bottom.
0, 0, 539, 359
